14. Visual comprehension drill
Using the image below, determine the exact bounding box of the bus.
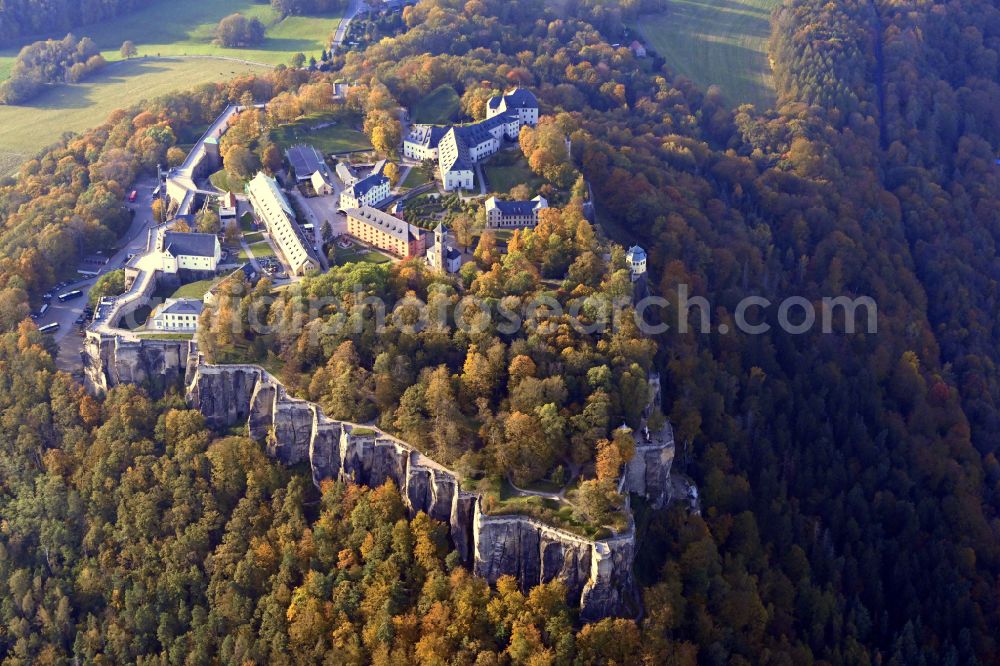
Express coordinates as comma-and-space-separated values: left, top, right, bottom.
58, 289, 83, 302
38, 322, 60, 334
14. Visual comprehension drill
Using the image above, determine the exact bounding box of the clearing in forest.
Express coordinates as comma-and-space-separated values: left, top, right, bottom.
634, 0, 778, 110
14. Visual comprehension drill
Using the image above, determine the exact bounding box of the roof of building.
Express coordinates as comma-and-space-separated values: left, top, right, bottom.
405, 124, 451, 150
485, 195, 547, 216
336, 162, 356, 183
158, 298, 205, 316
439, 128, 473, 173
445, 247, 461, 260
370, 159, 387, 177
350, 173, 389, 198
219, 191, 237, 208
454, 120, 499, 148
487, 87, 539, 111
626, 245, 647, 262
247, 172, 295, 218
286, 144, 326, 178
346, 206, 420, 242
311, 169, 332, 188
163, 231, 218, 258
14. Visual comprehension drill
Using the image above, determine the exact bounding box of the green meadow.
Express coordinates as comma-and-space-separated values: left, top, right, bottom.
0, 0, 340, 73
634, 0, 779, 109
0, 0, 344, 176
0, 58, 270, 177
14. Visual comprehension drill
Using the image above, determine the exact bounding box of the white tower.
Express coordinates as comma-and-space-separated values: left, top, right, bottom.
626, 245, 646, 282
431, 222, 445, 272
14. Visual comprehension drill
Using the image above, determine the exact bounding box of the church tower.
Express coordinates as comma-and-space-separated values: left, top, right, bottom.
432, 222, 445, 272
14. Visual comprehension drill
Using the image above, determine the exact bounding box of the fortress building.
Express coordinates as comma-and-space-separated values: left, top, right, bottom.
484, 195, 548, 228
246, 172, 320, 276
402, 88, 539, 191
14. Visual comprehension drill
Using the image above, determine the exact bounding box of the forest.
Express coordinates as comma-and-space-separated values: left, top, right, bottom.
0, 0, 160, 46
0, 33, 106, 104
0, 323, 669, 664
0, 0, 998, 662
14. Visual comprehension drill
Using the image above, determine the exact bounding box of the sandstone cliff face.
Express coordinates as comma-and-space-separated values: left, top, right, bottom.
84, 332, 195, 395
619, 373, 675, 508
621, 440, 675, 508
183, 360, 637, 620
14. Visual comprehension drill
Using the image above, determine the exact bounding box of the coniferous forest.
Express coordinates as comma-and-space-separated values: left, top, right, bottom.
1, 0, 1000, 663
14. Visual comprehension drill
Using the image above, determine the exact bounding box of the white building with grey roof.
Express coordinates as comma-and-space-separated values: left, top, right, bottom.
148, 298, 204, 332
246, 172, 320, 276
486, 88, 540, 125
340, 172, 391, 209
403, 88, 539, 191
154, 229, 221, 273
484, 195, 548, 228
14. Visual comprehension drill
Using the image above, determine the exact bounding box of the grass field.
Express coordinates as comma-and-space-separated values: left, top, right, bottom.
484, 155, 544, 194
240, 240, 275, 261
400, 167, 431, 189
269, 113, 372, 154
171, 278, 220, 299
209, 169, 247, 194
0, 0, 344, 176
634, 0, 778, 109
412, 84, 461, 124
0, 0, 340, 75
334, 244, 392, 265
0, 57, 269, 177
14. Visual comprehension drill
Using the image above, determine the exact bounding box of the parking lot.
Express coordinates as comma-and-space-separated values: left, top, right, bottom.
28, 176, 160, 366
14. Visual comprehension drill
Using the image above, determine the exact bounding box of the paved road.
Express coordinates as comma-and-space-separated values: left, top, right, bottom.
288, 188, 334, 271
332, 0, 364, 51
35, 177, 159, 363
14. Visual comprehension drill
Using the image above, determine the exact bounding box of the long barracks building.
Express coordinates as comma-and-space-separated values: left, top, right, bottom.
246, 172, 320, 275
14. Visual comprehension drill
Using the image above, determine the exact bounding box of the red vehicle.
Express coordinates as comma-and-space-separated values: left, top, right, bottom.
128, 190, 138, 202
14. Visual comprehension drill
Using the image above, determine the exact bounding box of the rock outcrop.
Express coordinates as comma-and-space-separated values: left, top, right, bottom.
621, 438, 675, 508
84, 332, 196, 395
618, 372, 675, 507
184, 360, 637, 620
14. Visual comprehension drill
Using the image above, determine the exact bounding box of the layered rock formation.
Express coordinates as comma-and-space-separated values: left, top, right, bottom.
83, 332, 196, 395
184, 360, 641, 620
83, 341, 674, 619
621, 438, 675, 508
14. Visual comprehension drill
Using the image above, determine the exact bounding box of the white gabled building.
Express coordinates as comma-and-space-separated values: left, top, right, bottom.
336, 162, 358, 187
148, 298, 204, 332
340, 172, 391, 209
438, 128, 475, 191
311, 169, 334, 196
403, 124, 450, 160
155, 229, 221, 273
246, 172, 319, 276
486, 87, 539, 126
484, 195, 548, 228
